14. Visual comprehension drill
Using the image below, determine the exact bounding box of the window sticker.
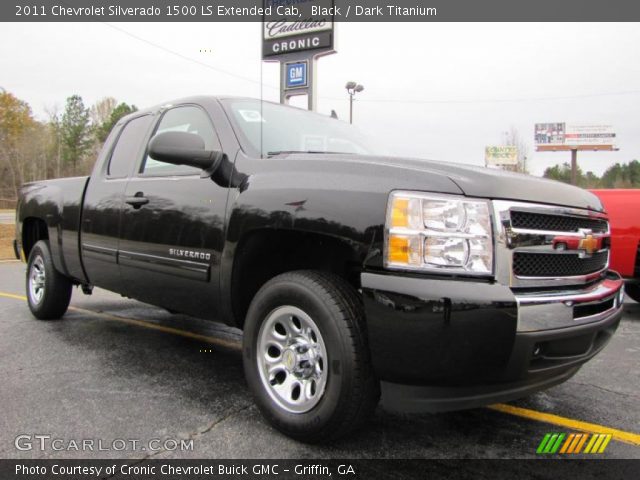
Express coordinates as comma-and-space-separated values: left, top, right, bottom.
238, 109, 265, 123
302, 135, 327, 152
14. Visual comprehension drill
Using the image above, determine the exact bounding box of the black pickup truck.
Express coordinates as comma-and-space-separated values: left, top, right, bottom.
15, 96, 624, 442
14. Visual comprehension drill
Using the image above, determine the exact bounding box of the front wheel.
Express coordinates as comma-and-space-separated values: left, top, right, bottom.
626, 283, 640, 303
26, 240, 72, 319
242, 270, 379, 443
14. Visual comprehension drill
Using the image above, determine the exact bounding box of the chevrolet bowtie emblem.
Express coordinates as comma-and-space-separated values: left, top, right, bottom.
578, 234, 599, 254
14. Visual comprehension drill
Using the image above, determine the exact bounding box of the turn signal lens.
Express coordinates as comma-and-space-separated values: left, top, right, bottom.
391, 198, 409, 227
388, 235, 421, 266
390, 197, 422, 228
388, 235, 409, 263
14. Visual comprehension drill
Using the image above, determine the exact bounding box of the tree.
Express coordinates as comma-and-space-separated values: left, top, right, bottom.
543, 160, 640, 188
601, 160, 640, 188
0, 90, 37, 197
94, 101, 137, 143
543, 162, 575, 184
584, 171, 601, 188
61, 95, 92, 174
44, 106, 62, 178
503, 126, 530, 174
90, 97, 117, 130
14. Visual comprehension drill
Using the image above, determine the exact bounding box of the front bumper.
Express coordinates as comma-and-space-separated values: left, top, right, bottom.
361, 271, 624, 412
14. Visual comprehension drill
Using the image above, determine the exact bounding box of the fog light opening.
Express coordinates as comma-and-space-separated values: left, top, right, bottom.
532, 343, 544, 358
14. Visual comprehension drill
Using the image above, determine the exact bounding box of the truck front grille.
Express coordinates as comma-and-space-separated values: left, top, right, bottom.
510, 211, 608, 233
513, 251, 609, 278
493, 200, 611, 288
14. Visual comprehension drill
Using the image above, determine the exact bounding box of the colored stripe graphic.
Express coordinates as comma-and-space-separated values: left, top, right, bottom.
573, 433, 588, 453
597, 434, 613, 453
550, 433, 565, 453
559, 433, 575, 453
537, 433, 552, 453
585, 434, 613, 454
543, 433, 559, 453
537, 433, 566, 454
584, 434, 599, 453
538, 433, 613, 454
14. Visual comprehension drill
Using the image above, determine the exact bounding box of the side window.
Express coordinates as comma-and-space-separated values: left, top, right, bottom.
142, 106, 220, 176
107, 115, 153, 178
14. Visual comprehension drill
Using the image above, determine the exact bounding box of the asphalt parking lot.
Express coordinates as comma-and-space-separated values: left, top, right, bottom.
0, 212, 14, 224
0, 260, 638, 462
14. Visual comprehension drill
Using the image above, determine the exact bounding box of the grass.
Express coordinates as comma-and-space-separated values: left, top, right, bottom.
0, 224, 17, 260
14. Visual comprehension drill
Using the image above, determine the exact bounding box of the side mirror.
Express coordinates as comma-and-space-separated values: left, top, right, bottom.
148, 131, 223, 173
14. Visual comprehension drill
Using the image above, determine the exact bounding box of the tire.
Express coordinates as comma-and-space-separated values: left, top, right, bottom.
242, 270, 379, 443
26, 240, 72, 320
626, 283, 640, 303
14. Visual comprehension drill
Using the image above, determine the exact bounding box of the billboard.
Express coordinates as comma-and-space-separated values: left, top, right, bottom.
262, 1, 335, 59
535, 123, 617, 151
485, 146, 518, 166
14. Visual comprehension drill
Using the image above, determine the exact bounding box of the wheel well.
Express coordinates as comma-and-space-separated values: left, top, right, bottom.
22, 217, 49, 259
231, 229, 362, 328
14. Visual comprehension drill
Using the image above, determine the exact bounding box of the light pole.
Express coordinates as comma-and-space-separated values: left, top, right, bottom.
345, 81, 364, 124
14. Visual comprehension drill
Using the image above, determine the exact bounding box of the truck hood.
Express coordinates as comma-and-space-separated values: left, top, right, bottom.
286, 153, 604, 212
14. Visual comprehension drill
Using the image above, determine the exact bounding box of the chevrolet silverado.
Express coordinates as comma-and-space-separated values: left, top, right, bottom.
14, 97, 624, 442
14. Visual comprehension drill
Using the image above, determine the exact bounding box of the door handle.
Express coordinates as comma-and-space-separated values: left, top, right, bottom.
125, 193, 149, 209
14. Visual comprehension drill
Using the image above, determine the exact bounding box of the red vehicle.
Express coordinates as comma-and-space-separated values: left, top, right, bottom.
591, 189, 640, 302
552, 235, 581, 251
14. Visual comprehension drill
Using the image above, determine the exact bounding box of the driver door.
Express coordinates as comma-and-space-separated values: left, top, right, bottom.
118, 104, 227, 320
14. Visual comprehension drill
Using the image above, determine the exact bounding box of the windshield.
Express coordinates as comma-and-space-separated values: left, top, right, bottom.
222, 99, 374, 157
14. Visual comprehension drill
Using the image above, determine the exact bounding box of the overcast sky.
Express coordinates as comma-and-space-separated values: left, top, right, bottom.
2, 22, 639, 176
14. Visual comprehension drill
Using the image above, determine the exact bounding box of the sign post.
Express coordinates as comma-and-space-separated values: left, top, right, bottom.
262, 0, 336, 111
534, 123, 619, 185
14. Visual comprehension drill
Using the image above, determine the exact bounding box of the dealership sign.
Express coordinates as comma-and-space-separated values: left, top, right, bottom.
485, 146, 518, 166
285, 60, 308, 89
262, 1, 335, 59
535, 123, 617, 150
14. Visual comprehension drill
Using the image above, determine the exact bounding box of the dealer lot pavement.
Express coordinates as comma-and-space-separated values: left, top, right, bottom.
0, 261, 638, 460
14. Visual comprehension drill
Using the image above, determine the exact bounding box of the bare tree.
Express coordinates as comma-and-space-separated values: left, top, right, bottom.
503, 126, 530, 174
44, 105, 62, 179
90, 97, 117, 127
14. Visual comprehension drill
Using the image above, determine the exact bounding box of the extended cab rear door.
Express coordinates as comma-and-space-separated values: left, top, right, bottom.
118, 104, 227, 320
81, 113, 155, 293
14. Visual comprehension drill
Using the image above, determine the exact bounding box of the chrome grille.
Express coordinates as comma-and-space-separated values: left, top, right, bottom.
510, 211, 608, 233
513, 251, 609, 277
492, 200, 610, 288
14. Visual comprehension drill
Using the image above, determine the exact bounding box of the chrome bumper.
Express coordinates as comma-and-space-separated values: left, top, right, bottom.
515, 272, 624, 332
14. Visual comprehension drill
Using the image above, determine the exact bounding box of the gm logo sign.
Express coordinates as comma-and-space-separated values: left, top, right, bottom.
285, 61, 307, 89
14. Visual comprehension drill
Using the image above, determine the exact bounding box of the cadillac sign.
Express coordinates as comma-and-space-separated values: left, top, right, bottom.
262, 0, 335, 59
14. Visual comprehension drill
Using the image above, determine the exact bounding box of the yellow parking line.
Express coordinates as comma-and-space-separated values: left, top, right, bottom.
69, 305, 242, 351
0, 291, 241, 351
489, 403, 640, 446
0, 291, 27, 301
2, 290, 640, 446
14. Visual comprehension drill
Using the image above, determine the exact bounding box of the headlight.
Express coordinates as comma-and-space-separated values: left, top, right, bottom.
385, 191, 494, 275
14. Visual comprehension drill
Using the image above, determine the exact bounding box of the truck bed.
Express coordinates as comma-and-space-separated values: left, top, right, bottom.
17, 176, 91, 283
